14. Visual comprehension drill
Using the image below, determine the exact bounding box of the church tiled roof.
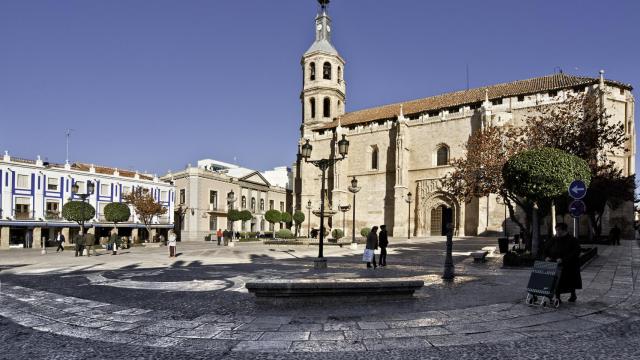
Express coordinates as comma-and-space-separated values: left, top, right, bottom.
319, 73, 632, 129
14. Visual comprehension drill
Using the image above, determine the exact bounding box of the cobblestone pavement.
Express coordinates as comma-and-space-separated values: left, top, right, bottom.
0, 238, 638, 358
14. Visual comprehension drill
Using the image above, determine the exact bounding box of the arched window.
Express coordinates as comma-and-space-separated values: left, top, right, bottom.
323, 62, 332, 80
323, 98, 331, 118
436, 145, 449, 166
241, 196, 247, 209
251, 198, 256, 211
310, 98, 316, 119
371, 146, 379, 170
309, 62, 316, 81
338, 66, 342, 83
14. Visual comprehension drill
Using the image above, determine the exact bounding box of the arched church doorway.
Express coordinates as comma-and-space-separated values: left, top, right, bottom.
430, 205, 453, 236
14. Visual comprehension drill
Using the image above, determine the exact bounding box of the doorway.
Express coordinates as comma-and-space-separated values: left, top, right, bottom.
430, 205, 453, 236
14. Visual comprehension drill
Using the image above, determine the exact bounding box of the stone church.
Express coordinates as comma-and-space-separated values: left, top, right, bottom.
294, 1, 636, 238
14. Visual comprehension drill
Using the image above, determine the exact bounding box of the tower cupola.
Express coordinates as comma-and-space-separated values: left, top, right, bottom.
301, 0, 346, 127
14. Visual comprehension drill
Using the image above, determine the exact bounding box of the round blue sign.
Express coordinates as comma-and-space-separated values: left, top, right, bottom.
568, 180, 587, 200
569, 200, 586, 218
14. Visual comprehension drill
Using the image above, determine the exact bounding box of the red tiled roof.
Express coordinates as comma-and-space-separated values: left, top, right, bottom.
319, 73, 632, 129
70, 163, 154, 181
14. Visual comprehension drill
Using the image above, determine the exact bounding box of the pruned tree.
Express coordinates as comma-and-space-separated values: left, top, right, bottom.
293, 210, 306, 237
264, 210, 282, 238
123, 188, 167, 242
503, 147, 591, 255
280, 212, 292, 229
103, 202, 131, 232
239, 210, 253, 236
62, 201, 95, 234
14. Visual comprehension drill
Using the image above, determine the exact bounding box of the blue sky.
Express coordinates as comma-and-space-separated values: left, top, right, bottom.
1, 0, 638, 175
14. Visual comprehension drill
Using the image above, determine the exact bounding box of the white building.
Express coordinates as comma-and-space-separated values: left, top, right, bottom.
165, 159, 291, 242
0, 151, 175, 249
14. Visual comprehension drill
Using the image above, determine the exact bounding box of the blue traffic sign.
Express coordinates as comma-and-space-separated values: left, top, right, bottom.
568, 180, 587, 200
569, 200, 586, 218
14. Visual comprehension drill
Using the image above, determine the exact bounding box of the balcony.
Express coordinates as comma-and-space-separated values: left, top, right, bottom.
157, 216, 171, 224
45, 211, 62, 220
13, 210, 35, 220
207, 204, 227, 214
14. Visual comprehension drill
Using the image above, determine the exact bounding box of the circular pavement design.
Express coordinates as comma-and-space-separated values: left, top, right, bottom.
0, 240, 638, 354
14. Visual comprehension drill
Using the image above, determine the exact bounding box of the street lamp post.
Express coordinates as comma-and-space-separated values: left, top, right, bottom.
72, 180, 95, 255
347, 177, 361, 249
306, 200, 312, 238
300, 135, 350, 269
405, 192, 413, 239
227, 191, 236, 245
442, 222, 455, 281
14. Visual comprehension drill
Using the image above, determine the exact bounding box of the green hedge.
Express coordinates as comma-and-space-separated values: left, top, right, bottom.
276, 229, 295, 239
360, 227, 371, 237
331, 229, 344, 239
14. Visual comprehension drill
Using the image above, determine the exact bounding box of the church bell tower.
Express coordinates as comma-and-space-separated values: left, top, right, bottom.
301, 0, 346, 130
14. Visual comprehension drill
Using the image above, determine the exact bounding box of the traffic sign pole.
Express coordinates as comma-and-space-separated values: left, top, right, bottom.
568, 180, 587, 239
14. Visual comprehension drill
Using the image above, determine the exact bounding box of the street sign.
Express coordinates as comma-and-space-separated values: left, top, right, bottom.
568, 180, 587, 200
569, 200, 586, 218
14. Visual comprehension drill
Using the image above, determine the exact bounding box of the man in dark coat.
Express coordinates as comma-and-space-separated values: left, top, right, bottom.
544, 222, 582, 303
55, 231, 65, 252
74, 232, 85, 257
609, 225, 621, 246
378, 225, 388, 267
365, 226, 378, 269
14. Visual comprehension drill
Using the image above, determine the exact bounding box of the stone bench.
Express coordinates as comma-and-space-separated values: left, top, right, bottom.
471, 251, 489, 263
245, 279, 424, 298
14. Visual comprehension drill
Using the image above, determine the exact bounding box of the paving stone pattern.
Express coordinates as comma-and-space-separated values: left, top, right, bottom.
0, 241, 638, 355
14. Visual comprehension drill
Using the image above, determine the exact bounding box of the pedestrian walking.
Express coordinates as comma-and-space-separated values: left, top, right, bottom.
365, 226, 379, 269
168, 230, 177, 257
544, 223, 582, 303
55, 231, 65, 252
609, 225, 621, 246
109, 230, 120, 255
216, 229, 223, 246
378, 225, 388, 266
84, 232, 96, 256
74, 232, 85, 257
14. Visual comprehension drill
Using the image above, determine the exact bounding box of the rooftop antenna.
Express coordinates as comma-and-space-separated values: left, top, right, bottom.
65, 129, 74, 164
553, 66, 563, 74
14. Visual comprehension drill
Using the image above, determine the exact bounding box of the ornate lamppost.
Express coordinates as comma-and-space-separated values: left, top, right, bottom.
405, 192, 413, 239
71, 180, 95, 256
443, 222, 455, 281
227, 191, 236, 243
306, 200, 312, 238
71, 180, 95, 236
347, 177, 361, 249
300, 135, 350, 269
339, 204, 351, 237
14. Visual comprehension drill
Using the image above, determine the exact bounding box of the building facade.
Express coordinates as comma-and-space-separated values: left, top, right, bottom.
166, 160, 290, 242
0, 152, 175, 249
295, 2, 636, 238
